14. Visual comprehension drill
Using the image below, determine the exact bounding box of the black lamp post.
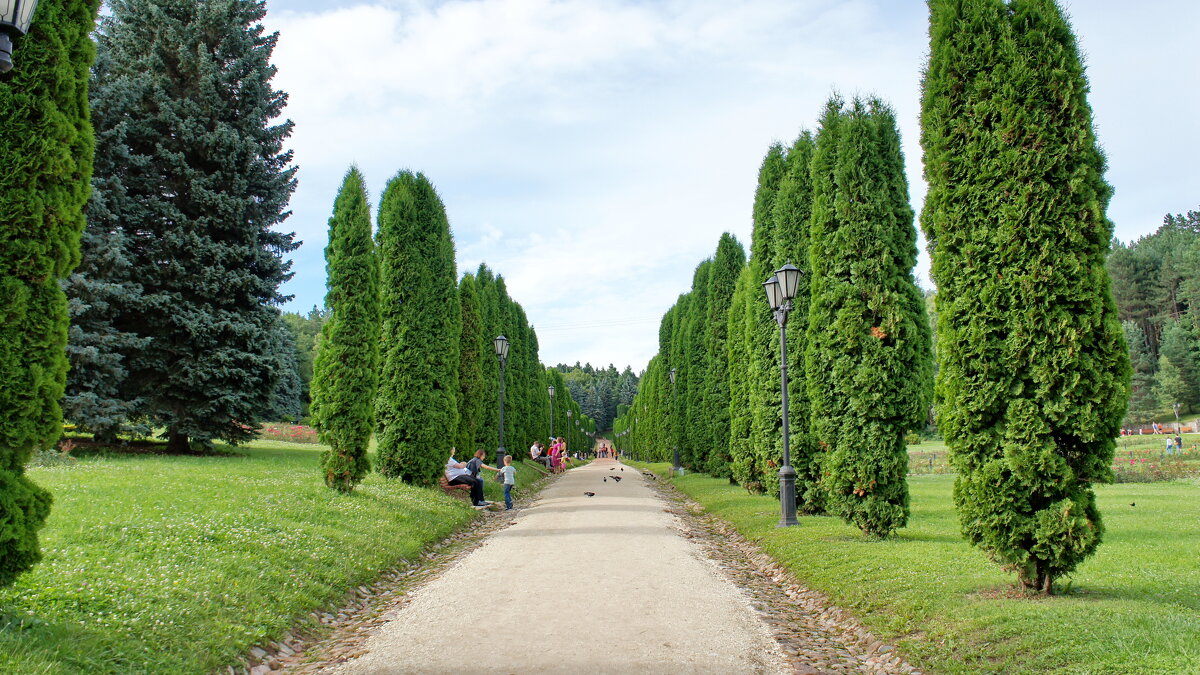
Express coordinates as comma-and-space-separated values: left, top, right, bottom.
669, 367, 680, 473
763, 263, 802, 527
494, 335, 509, 469
0, 0, 40, 74
548, 385, 555, 440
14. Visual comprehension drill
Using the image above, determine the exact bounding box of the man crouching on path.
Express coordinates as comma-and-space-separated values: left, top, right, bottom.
446, 449, 488, 508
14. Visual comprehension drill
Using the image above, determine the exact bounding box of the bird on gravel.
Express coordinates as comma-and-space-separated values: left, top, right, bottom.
610, 468, 615, 471
611, 476, 622, 482
603, 477, 607, 482
584, 492, 596, 497
621, 468, 624, 472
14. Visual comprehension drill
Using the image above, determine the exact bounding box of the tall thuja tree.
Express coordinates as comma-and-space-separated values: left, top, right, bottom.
94, 0, 299, 452
473, 265, 501, 451
807, 98, 932, 537
0, 0, 100, 587
310, 167, 379, 492
747, 143, 788, 496
455, 273, 486, 454
727, 264, 757, 487
922, 0, 1129, 591
683, 261, 712, 468
771, 131, 821, 512
704, 233, 746, 478
375, 172, 461, 483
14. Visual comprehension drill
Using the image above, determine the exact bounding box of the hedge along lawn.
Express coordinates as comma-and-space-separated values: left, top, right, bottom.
0, 439, 547, 674
635, 463, 1200, 674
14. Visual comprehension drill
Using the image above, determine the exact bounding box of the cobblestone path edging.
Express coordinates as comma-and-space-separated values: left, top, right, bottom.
651, 477, 923, 674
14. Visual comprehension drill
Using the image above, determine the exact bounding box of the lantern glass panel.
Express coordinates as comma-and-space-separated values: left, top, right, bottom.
493, 335, 509, 359
762, 276, 783, 310
776, 263, 801, 301
2, 0, 38, 34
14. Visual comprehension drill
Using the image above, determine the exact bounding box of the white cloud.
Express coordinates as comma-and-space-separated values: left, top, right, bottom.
267, 0, 1200, 371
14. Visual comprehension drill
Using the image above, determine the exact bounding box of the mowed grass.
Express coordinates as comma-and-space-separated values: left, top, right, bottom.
638, 462, 1200, 674
0, 440, 546, 674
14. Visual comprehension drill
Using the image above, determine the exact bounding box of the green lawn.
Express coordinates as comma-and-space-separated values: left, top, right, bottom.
639, 462, 1200, 674
0, 440, 546, 674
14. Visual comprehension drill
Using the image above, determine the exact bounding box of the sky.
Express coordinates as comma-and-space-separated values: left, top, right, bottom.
264, 0, 1200, 374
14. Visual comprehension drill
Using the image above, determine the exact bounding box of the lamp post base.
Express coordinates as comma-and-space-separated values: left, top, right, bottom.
778, 465, 798, 527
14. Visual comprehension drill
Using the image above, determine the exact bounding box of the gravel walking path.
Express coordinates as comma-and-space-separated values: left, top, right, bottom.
321, 459, 788, 675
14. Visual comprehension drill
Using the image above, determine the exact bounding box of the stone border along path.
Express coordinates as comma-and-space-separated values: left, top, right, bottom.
262, 460, 914, 675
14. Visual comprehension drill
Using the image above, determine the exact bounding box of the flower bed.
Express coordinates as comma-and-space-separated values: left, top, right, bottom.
258, 422, 320, 444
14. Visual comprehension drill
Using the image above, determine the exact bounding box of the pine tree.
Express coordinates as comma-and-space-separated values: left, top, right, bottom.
266, 315, 303, 422
921, 0, 1130, 591
375, 171, 460, 484
91, 0, 299, 452
311, 167, 379, 491
1122, 321, 1158, 424
807, 97, 932, 537
0, 0, 100, 587
772, 131, 821, 512
62, 225, 150, 440
704, 233, 746, 478
1157, 318, 1200, 411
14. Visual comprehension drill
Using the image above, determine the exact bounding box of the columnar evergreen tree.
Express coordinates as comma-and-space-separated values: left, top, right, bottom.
375, 171, 461, 484
727, 265, 758, 487
0, 0, 100, 586
807, 97, 932, 537
704, 233, 746, 478
746, 144, 788, 496
92, 0, 299, 452
456, 274, 487, 454
922, 0, 1130, 591
683, 261, 712, 468
473, 265, 501, 451
771, 131, 821, 512
311, 167, 379, 491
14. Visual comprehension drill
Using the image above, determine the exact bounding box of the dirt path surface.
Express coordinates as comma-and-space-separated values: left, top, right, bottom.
321, 459, 789, 675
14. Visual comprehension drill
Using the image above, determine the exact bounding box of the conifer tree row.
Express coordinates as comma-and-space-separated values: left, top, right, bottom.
921, 0, 1129, 591
0, 0, 101, 587
619, 102, 930, 537
311, 167, 379, 492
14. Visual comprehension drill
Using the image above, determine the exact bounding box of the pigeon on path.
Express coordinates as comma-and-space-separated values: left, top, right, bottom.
611, 476, 622, 483
584, 492, 596, 497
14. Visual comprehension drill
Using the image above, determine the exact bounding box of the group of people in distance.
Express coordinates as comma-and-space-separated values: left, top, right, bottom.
445, 448, 517, 510
529, 437, 570, 474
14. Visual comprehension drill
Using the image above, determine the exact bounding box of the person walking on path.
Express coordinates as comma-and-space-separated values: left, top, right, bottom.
499, 455, 516, 510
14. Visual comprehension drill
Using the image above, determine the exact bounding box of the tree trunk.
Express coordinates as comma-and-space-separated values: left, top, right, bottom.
166, 427, 189, 454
